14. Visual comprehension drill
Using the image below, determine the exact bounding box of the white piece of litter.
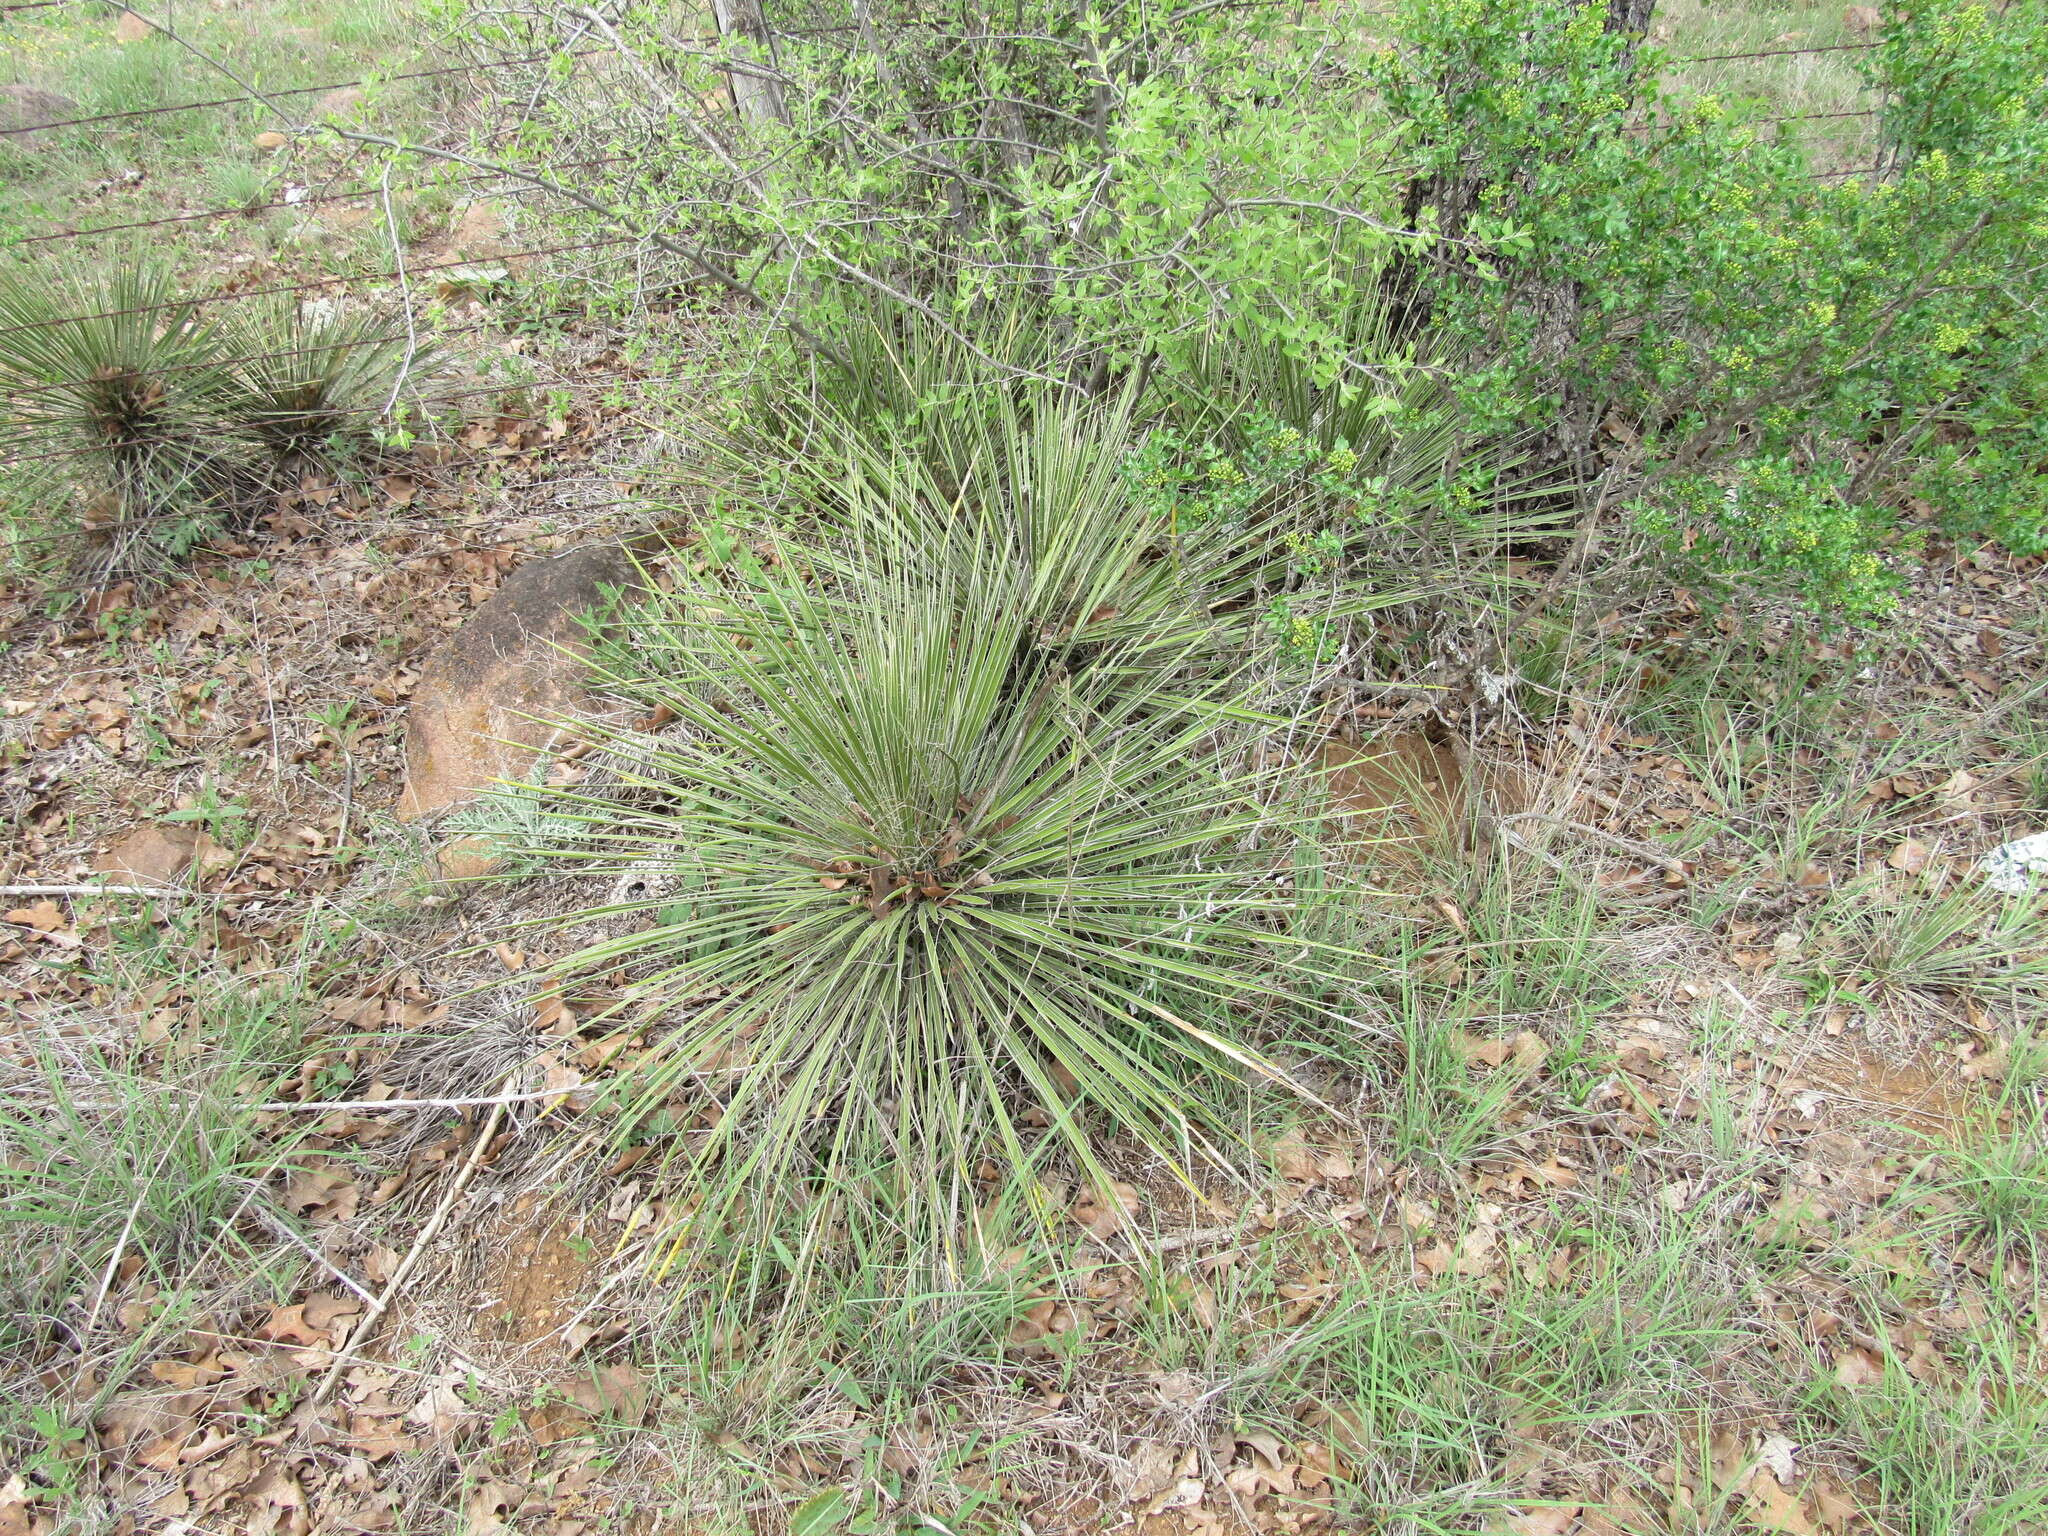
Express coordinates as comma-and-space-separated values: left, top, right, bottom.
1980, 833, 2048, 895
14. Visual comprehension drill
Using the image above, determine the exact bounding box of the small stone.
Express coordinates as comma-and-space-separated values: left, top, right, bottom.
313, 85, 365, 120
0, 85, 80, 147
398, 545, 642, 821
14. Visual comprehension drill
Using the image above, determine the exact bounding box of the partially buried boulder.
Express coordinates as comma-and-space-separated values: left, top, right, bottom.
0, 85, 81, 148
398, 545, 640, 829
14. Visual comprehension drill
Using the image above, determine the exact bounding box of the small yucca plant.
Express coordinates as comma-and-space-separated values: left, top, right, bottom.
223, 298, 434, 460
488, 554, 1353, 1257
0, 262, 241, 575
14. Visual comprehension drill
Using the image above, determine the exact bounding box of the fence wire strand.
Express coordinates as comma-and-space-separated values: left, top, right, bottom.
0, 237, 641, 338
2, 362, 696, 477
0, 47, 607, 138
4, 154, 635, 250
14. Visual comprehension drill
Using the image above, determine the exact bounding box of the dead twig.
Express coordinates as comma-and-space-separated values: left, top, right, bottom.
1498, 810, 1689, 876
0, 884, 205, 899
257, 1087, 577, 1113
311, 1099, 506, 1407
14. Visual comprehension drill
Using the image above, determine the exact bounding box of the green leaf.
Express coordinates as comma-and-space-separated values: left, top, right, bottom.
789, 1488, 851, 1536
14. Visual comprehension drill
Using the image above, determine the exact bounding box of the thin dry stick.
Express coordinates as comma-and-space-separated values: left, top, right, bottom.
83, 1191, 148, 1337
379, 161, 422, 414
0, 884, 204, 899
250, 1202, 381, 1307
1498, 810, 1688, 874
311, 1099, 506, 1408
258, 1087, 574, 1113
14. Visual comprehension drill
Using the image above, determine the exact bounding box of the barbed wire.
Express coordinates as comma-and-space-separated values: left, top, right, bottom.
0, 21, 1898, 451
0, 236, 640, 338
10, 98, 1882, 259
1621, 103, 1880, 136
0, 47, 608, 138
1673, 39, 1879, 65
4, 153, 636, 250
0, 314, 543, 404
2, 483, 673, 573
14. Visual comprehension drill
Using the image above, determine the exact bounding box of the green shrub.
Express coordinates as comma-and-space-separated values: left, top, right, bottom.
1913, 375, 2048, 558
1363, 0, 2048, 618
448, 0, 2048, 621
440, 0, 1418, 386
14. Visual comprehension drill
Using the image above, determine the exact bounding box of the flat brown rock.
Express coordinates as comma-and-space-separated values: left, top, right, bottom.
0, 85, 81, 147
94, 825, 227, 886
397, 545, 640, 822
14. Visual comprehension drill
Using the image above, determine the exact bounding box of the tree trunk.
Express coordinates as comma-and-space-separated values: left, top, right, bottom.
711, 0, 789, 126
1604, 0, 1657, 39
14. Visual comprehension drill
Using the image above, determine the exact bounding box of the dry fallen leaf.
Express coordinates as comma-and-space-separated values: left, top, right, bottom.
0, 1476, 35, 1536
1742, 1465, 1817, 1534
1456, 1031, 1511, 1068
562, 1362, 652, 1426
1757, 1432, 1799, 1486
1887, 839, 1931, 874
6, 900, 66, 932
1491, 1507, 1580, 1536
282, 1166, 360, 1224
1834, 1345, 1887, 1387
1072, 1179, 1141, 1237
1268, 1129, 1319, 1182
405, 1373, 477, 1438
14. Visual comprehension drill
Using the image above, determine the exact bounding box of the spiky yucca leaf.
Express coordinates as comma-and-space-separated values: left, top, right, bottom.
492, 558, 1358, 1258
223, 299, 434, 457
763, 288, 1073, 481
0, 262, 241, 573
0, 264, 229, 452
810, 384, 1264, 665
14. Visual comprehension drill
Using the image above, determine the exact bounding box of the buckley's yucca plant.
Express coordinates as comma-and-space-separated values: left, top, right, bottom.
487, 552, 1364, 1261
0, 262, 243, 577
812, 384, 1264, 670
223, 298, 436, 462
